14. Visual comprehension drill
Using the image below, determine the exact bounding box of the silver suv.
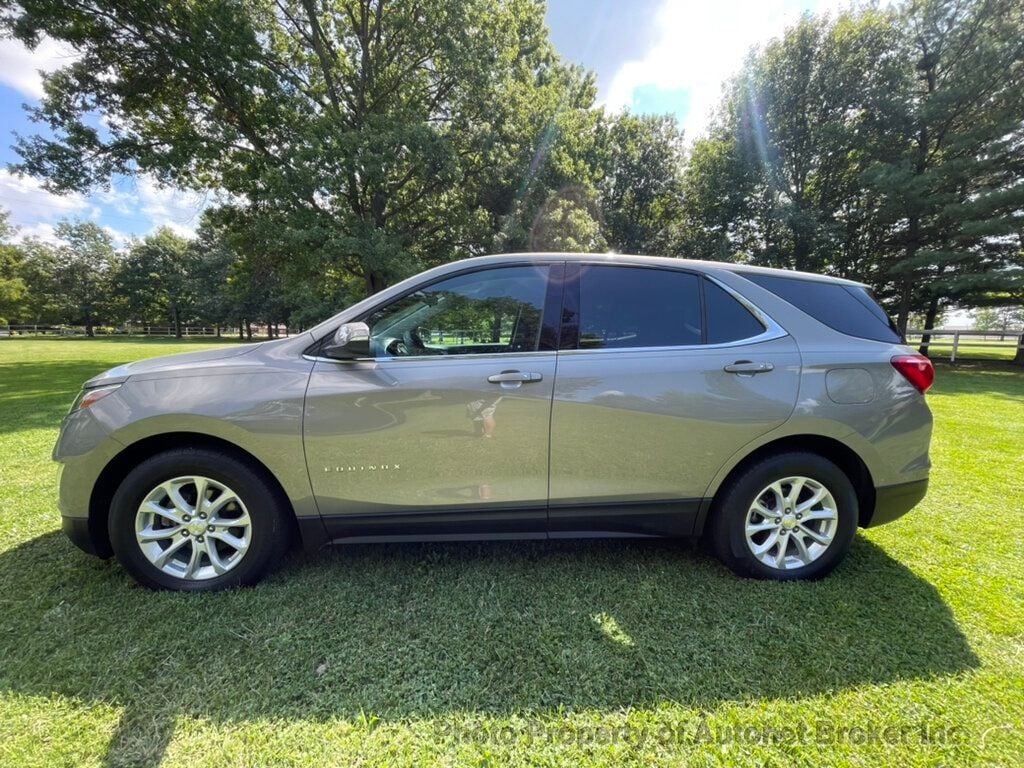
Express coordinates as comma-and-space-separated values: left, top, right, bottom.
55, 254, 934, 591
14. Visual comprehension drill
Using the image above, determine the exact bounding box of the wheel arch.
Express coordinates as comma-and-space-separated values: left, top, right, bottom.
698, 434, 876, 534
87, 432, 313, 558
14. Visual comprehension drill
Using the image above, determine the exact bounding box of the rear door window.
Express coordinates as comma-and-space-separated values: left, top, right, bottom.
575, 266, 701, 349
743, 273, 901, 343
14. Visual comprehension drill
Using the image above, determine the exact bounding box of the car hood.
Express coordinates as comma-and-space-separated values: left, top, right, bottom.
85, 344, 262, 387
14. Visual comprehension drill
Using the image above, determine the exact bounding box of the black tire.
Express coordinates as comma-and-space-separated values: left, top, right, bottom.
709, 452, 858, 580
108, 447, 290, 591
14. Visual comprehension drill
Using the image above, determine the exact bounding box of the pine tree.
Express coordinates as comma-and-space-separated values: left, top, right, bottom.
865, 0, 1024, 339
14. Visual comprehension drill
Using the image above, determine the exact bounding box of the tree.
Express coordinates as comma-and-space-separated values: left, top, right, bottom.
691, 10, 909, 274
117, 228, 195, 336
49, 221, 117, 335
865, 0, 1024, 334
187, 224, 241, 334
0, 211, 27, 324
677, 131, 760, 261
527, 186, 606, 252
596, 113, 685, 256
4, 0, 591, 316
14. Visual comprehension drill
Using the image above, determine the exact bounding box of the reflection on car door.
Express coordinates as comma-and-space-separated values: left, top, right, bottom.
304, 264, 561, 539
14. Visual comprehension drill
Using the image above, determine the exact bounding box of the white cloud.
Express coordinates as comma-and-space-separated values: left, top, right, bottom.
0, 169, 90, 236
136, 177, 209, 236
602, 0, 853, 140
97, 176, 210, 237
11, 221, 60, 244
0, 36, 78, 100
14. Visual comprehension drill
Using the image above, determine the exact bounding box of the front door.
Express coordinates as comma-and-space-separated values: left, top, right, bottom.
304, 263, 561, 539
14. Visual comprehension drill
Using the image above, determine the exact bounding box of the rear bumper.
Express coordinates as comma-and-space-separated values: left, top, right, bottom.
865, 478, 928, 527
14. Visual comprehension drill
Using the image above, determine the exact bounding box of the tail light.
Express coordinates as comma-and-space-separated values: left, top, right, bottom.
891, 355, 934, 394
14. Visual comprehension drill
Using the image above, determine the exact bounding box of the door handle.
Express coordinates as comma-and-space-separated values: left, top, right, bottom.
487, 370, 544, 384
723, 360, 774, 375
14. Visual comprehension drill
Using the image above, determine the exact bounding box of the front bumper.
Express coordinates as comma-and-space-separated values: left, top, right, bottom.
865, 478, 929, 527
62, 515, 104, 556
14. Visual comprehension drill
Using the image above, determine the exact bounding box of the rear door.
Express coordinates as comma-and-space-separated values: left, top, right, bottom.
304, 262, 562, 539
548, 263, 801, 536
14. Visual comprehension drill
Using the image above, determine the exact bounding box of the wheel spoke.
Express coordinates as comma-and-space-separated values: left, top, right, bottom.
209, 511, 251, 530
796, 486, 826, 513
194, 477, 209, 511
137, 524, 182, 542
144, 500, 184, 526
152, 534, 190, 568
801, 507, 837, 522
204, 540, 229, 575
161, 481, 194, 516
206, 489, 241, 517
182, 540, 202, 579
790, 531, 812, 564
745, 520, 777, 536
773, 532, 790, 568
797, 523, 833, 546
751, 530, 780, 556
785, 477, 806, 506
207, 530, 247, 552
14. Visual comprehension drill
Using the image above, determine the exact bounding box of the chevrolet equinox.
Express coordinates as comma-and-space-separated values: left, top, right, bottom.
55, 254, 934, 590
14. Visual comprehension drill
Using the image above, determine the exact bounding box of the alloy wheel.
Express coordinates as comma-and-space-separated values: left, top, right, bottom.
743, 475, 839, 570
134, 475, 252, 580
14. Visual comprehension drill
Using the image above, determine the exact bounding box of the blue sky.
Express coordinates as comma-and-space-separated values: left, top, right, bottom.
0, 0, 849, 244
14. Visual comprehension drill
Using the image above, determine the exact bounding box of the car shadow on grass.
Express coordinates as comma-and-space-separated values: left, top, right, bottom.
0, 530, 978, 767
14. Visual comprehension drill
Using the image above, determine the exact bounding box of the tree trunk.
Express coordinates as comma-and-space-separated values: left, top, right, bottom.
895, 275, 913, 337
917, 297, 941, 356
84, 310, 94, 338
216, 325, 221, 338
366, 271, 388, 295
1014, 333, 1024, 366
238, 320, 244, 340
246, 321, 253, 341
792, 226, 811, 273
172, 305, 182, 338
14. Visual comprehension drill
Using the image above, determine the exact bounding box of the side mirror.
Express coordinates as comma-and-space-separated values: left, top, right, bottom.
323, 322, 371, 360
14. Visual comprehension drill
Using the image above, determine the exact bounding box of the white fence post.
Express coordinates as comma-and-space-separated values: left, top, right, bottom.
950, 331, 959, 363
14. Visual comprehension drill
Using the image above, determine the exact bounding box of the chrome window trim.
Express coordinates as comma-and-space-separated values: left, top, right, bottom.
305, 268, 788, 363
305, 349, 559, 365
705, 273, 788, 343
563, 271, 787, 355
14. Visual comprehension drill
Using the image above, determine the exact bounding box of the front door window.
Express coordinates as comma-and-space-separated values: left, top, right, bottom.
365, 266, 550, 357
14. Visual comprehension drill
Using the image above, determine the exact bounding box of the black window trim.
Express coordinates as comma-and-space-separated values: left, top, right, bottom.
557, 262, 787, 355
306, 260, 565, 362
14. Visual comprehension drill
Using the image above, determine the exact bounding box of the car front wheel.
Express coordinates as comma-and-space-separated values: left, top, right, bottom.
108, 448, 290, 591
709, 452, 858, 580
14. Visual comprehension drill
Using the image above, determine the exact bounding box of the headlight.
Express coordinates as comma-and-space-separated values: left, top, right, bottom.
70, 384, 122, 412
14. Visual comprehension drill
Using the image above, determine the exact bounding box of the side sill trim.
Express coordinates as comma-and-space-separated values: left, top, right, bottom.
317, 498, 708, 545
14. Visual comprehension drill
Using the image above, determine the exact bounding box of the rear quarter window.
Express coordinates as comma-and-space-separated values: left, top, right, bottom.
743, 273, 901, 343
704, 280, 765, 343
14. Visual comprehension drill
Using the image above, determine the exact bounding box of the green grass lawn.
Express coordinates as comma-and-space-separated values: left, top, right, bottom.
0, 338, 1021, 767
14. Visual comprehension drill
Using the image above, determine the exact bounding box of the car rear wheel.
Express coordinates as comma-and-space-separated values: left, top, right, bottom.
709, 452, 857, 580
108, 448, 290, 591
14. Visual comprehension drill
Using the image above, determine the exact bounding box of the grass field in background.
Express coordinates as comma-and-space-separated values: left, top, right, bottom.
0, 338, 1021, 767
908, 339, 1020, 362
